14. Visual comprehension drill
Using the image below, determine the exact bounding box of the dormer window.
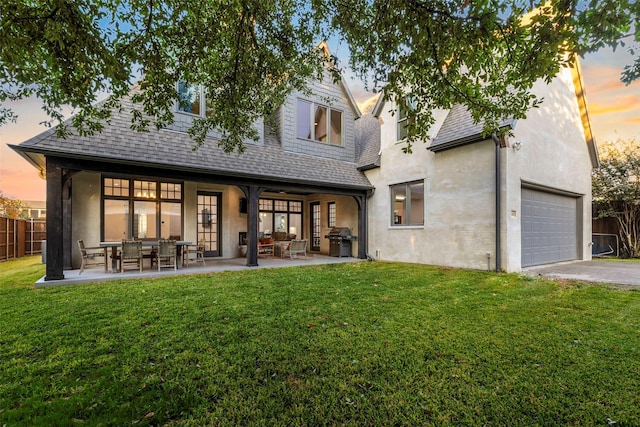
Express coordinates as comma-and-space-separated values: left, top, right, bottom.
177, 81, 214, 117
296, 99, 343, 146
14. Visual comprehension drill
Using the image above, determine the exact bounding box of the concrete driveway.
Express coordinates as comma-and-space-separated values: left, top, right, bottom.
524, 260, 640, 287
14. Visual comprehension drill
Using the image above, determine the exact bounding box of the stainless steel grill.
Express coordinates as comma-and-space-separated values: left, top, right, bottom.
324, 227, 357, 257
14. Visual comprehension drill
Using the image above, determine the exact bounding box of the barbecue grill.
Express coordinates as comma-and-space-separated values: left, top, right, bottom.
324, 227, 357, 257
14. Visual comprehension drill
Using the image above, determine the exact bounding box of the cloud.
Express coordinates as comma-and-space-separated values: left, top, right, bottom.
587, 95, 640, 115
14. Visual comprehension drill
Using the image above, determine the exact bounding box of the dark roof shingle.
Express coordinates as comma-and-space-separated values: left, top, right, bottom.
14, 93, 373, 190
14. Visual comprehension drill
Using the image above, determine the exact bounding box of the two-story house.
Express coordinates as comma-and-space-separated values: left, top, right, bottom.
10, 45, 598, 281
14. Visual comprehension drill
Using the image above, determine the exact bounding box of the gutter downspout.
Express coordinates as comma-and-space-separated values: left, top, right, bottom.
491, 134, 502, 272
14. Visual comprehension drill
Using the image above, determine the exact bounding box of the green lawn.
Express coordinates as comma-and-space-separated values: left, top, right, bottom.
1, 257, 639, 426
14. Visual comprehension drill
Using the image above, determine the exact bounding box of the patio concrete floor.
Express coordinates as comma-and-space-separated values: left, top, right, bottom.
35, 254, 363, 287
523, 260, 640, 287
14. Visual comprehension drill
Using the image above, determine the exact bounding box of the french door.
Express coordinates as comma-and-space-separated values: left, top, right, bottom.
197, 192, 221, 257
310, 201, 321, 251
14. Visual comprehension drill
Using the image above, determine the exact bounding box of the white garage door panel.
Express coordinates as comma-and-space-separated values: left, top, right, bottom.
521, 188, 578, 267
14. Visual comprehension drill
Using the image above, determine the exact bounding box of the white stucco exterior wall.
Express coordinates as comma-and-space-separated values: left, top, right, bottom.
501, 66, 594, 272
366, 104, 501, 270
71, 172, 102, 268
366, 66, 594, 272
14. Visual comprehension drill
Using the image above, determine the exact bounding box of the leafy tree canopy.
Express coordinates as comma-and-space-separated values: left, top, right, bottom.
1, 0, 638, 152
592, 139, 640, 258
0, 191, 28, 219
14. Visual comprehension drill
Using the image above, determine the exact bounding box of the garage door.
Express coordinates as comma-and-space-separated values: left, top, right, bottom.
521, 188, 578, 267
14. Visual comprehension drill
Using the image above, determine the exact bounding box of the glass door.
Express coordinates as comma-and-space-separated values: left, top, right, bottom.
310, 201, 321, 251
197, 192, 221, 257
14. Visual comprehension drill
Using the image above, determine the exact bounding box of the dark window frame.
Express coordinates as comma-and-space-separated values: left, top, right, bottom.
101, 175, 184, 241
390, 180, 425, 227
328, 202, 336, 227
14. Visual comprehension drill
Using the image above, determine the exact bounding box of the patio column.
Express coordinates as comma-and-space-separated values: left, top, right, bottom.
353, 194, 368, 260
240, 185, 264, 267
45, 157, 65, 280
62, 175, 73, 270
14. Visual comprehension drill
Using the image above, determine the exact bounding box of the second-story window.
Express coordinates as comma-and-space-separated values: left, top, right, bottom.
177, 81, 214, 117
397, 97, 415, 141
296, 99, 343, 146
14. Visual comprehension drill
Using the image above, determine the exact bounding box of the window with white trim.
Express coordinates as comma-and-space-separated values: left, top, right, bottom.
391, 180, 424, 226
296, 99, 343, 146
177, 81, 214, 117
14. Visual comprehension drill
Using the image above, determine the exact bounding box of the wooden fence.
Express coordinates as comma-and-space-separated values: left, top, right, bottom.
0, 217, 46, 261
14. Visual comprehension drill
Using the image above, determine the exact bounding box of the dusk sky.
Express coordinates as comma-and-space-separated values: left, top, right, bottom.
1, 44, 639, 202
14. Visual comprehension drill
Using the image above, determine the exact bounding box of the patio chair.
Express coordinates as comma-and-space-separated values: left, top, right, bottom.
142, 247, 157, 269
281, 239, 308, 260
258, 237, 274, 258
183, 239, 206, 267
157, 239, 177, 271
77, 239, 106, 274
120, 240, 143, 273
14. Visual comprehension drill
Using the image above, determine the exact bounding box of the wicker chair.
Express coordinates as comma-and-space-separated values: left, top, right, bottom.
120, 240, 143, 273
157, 239, 177, 271
281, 239, 308, 259
77, 240, 106, 274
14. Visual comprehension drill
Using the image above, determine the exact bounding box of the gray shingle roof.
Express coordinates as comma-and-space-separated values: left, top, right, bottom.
13, 94, 372, 191
429, 104, 516, 152
354, 114, 381, 170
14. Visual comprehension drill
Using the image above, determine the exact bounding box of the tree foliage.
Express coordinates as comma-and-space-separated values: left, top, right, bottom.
0, 191, 28, 219
592, 139, 640, 258
1, 0, 638, 152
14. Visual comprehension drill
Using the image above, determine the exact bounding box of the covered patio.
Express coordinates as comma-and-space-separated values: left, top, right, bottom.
35, 253, 364, 287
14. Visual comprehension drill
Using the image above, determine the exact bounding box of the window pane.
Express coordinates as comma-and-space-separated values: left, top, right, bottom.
259, 199, 273, 211
289, 201, 302, 213
296, 99, 312, 139
328, 202, 337, 227
205, 93, 215, 117
409, 182, 424, 225
330, 110, 342, 145
259, 212, 273, 237
161, 202, 182, 239
178, 81, 201, 115
104, 178, 129, 197
391, 185, 407, 225
161, 182, 181, 200
104, 199, 129, 241
314, 105, 328, 142
274, 212, 287, 233
133, 201, 157, 239
274, 200, 288, 211
398, 118, 409, 141
134, 180, 157, 199
289, 213, 302, 238
397, 98, 414, 141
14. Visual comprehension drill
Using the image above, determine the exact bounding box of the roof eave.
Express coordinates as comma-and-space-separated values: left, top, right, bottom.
8, 144, 46, 174
570, 59, 600, 168
12, 145, 373, 192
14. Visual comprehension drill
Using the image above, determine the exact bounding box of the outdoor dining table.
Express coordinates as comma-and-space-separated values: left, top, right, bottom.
100, 241, 192, 273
